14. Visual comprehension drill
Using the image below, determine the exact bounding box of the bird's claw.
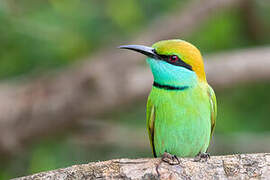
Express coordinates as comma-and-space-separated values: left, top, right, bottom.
161, 152, 180, 165
156, 152, 181, 177
194, 152, 210, 162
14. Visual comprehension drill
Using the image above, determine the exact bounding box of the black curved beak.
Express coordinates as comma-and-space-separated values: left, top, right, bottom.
119, 45, 158, 59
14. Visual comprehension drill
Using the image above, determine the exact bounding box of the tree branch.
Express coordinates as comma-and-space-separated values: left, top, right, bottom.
205, 47, 270, 88
13, 153, 270, 179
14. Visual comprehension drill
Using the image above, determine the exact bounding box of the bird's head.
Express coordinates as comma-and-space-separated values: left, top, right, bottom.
120, 39, 206, 87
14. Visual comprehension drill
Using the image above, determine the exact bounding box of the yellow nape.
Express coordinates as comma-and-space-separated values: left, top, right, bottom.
152, 39, 206, 82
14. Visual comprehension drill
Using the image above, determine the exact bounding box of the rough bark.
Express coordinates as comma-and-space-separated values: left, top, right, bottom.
13, 153, 270, 180
0, 0, 254, 155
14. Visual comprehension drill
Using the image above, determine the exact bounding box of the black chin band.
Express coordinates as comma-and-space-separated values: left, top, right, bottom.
153, 82, 189, 91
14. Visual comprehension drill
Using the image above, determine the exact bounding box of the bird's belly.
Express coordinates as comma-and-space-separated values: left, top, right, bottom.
153, 96, 211, 157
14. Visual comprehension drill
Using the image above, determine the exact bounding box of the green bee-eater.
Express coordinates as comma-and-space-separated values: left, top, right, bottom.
120, 39, 217, 163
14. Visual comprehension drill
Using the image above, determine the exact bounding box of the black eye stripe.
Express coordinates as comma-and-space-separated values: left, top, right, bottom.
155, 53, 193, 71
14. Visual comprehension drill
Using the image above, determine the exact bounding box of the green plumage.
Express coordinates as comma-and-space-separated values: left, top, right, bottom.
147, 83, 216, 157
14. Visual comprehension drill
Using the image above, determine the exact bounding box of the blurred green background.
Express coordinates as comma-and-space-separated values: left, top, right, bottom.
0, 0, 270, 179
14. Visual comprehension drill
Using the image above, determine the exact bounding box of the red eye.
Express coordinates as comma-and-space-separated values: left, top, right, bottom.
169, 55, 179, 62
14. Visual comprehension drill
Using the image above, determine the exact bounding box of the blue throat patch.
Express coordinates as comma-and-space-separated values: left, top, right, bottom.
153, 81, 189, 91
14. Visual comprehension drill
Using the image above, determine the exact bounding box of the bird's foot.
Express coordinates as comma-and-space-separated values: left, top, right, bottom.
194, 152, 210, 162
156, 152, 181, 177
161, 152, 180, 165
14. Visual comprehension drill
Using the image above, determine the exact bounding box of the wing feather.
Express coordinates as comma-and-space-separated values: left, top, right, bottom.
207, 84, 217, 138
146, 98, 157, 157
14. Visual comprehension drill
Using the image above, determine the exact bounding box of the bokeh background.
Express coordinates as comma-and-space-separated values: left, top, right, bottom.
0, 0, 270, 179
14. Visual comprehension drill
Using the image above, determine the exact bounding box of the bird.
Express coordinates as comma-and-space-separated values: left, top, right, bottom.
119, 39, 217, 164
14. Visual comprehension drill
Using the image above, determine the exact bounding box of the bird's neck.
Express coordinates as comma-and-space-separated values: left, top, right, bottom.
152, 69, 198, 89
147, 58, 199, 89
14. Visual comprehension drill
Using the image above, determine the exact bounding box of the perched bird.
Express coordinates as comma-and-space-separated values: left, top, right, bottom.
119, 39, 217, 164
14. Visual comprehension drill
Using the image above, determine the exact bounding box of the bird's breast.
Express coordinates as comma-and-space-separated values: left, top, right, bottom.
148, 85, 211, 157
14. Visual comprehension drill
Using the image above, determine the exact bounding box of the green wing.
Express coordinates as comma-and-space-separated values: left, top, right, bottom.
207, 84, 217, 138
146, 98, 157, 157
